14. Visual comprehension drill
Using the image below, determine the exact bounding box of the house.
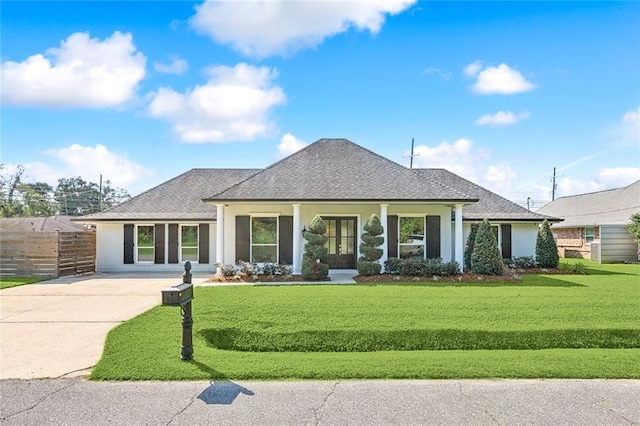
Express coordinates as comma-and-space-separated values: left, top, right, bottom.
537, 180, 640, 263
78, 138, 559, 273
0, 215, 90, 232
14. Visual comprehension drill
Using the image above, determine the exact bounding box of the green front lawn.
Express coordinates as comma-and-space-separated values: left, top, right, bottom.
91, 260, 640, 380
0, 276, 44, 290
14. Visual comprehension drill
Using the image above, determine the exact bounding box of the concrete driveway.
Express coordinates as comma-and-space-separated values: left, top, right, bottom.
0, 273, 208, 379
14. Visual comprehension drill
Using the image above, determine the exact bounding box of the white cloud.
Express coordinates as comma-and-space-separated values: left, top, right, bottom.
5, 144, 155, 195
154, 56, 188, 75
474, 110, 530, 127
276, 133, 308, 159
463, 60, 483, 77
1, 31, 146, 108
409, 138, 518, 193
464, 62, 536, 95
556, 167, 640, 198
148, 63, 286, 143
421, 67, 452, 81
190, 0, 416, 58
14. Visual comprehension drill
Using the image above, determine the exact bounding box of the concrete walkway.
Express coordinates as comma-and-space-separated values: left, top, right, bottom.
2, 379, 639, 425
0, 273, 208, 379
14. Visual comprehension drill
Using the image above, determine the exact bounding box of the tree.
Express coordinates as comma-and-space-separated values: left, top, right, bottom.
54, 177, 130, 216
535, 219, 559, 268
357, 214, 384, 276
18, 182, 56, 217
0, 165, 26, 217
301, 215, 329, 280
628, 213, 640, 243
464, 223, 479, 270
470, 218, 504, 275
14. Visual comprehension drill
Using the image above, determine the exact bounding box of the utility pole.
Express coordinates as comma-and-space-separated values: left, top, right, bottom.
410, 138, 415, 169
551, 167, 557, 201
99, 173, 103, 212
527, 197, 532, 210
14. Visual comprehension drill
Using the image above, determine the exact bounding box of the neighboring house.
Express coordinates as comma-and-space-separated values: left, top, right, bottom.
0, 215, 90, 232
537, 180, 640, 263
78, 138, 558, 273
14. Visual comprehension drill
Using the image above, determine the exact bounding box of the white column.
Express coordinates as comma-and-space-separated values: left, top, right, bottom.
380, 204, 388, 272
455, 204, 464, 272
292, 204, 301, 274
216, 204, 225, 274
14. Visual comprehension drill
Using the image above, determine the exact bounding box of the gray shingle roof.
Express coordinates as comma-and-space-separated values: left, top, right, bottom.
414, 169, 560, 221
536, 180, 640, 227
79, 169, 259, 221
0, 215, 89, 232
205, 139, 476, 202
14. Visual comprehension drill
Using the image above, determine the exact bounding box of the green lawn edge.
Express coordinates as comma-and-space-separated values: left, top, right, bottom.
91, 260, 640, 381
0, 277, 45, 290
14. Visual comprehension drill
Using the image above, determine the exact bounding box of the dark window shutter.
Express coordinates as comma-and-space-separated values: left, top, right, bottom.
199, 224, 210, 264
124, 224, 134, 264
168, 224, 179, 264
236, 216, 250, 263
501, 224, 512, 259
279, 216, 293, 265
426, 215, 441, 259
154, 224, 165, 264
387, 215, 398, 258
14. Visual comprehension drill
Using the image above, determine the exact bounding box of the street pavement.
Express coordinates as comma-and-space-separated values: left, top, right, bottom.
1, 378, 639, 425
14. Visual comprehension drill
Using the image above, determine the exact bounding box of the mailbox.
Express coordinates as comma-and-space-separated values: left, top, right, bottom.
161, 283, 194, 306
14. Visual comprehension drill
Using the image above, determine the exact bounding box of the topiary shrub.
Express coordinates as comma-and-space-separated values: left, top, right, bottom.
301, 215, 330, 280
464, 223, 479, 270
536, 219, 559, 268
510, 256, 537, 269
470, 218, 504, 275
357, 214, 384, 276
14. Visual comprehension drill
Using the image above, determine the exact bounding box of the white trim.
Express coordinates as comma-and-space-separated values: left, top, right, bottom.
135, 224, 155, 264
454, 204, 463, 271
216, 204, 224, 274
397, 215, 426, 259
380, 204, 388, 271
248, 212, 281, 217
292, 204, 301, 274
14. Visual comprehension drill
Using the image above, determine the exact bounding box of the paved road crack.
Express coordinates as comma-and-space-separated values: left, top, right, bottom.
0, 380, 79, 421
313, 381, 340, 425
166, 390, 199, 425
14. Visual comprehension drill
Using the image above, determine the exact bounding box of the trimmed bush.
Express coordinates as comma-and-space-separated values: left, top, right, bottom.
464, 223, 479, 270
357, 214, 384, 276
218, 264, 237, 277
301, 215, 329, 280
384, 257, 403, 274
536, 219, 560, 268
470, 218, 504, 275
510, 256, 537, 269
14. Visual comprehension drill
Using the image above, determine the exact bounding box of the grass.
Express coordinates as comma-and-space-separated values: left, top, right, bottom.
0, 276, 44, 290
91, 259, 640, 380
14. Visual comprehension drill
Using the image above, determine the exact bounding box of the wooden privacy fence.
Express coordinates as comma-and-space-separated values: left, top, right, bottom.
0, 231, 96, 277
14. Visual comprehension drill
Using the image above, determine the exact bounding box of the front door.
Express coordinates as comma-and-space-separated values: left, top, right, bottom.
324, 217, 357, 269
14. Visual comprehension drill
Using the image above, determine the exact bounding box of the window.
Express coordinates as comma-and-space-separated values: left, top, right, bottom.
251, 217, 277, 263
181, 225, 198, 262
584, 227, 594, 244
136, 225, 154, 262
399, 217, 424, 259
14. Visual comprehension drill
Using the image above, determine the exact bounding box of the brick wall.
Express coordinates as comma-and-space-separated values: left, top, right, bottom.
552, 227, 599, 259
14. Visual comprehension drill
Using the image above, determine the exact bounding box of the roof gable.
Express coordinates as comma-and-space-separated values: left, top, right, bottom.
206, 139, 475, 202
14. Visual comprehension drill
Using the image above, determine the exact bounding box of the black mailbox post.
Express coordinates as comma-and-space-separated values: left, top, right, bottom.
161, 261, 194, 361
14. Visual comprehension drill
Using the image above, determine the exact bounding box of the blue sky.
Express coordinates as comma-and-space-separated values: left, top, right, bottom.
2, 0, 639, 209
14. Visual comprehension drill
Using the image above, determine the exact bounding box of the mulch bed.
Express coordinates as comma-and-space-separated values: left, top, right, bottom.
204, 268, 574, 284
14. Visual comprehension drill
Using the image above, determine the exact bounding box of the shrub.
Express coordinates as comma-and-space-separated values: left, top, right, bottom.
470, 218, 504, 275
384, 257, 403, 274
627, 213, 640, 244
217, 263, 237, 277
402, 257, 428, 276
262, 263, 293, 277
559, 261, 588, 274
301, 215, 329, 280
441, 260, 461, 276
464, 223, 479, 270
510, 256, 537, 269
536, 219, 560, 268
237, 260, 259, 278
357, 214, 384, 276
